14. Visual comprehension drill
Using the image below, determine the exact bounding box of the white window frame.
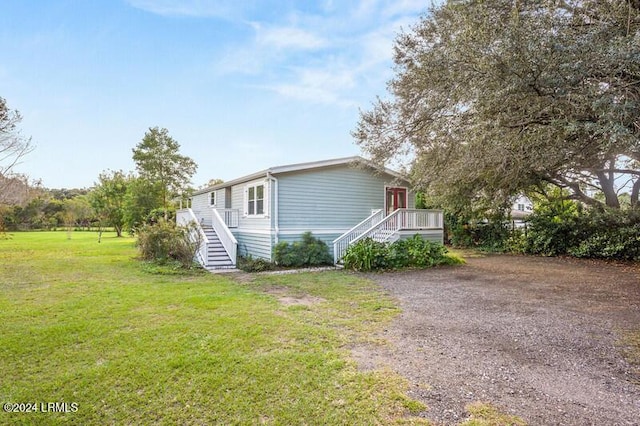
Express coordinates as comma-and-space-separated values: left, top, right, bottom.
244, 182, 268, 218
209, 191, 216, 206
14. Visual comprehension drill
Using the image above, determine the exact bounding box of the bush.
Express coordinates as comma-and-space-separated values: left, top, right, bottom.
237, 255, 275, 272
449, 220, 510, 252
568, 209, 640, 261
342, 238, 390, 271
343, 235, 456, 272
136, 219, 200, 268
273, 232, 333, 267
520, 204, 640, 261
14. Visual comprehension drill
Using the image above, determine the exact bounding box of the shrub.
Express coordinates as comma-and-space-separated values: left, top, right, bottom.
449, 220, 510, 252
136, 219, 200, 268
520, 204, 640, 261
343, 235, 456, 272
273, 232, 333, 267
568, 209, 640, 261
237, 255, 275, 272
342, 238, 390, 271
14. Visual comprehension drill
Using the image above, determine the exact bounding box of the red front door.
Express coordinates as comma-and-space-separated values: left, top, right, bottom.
386, 187, 407, 215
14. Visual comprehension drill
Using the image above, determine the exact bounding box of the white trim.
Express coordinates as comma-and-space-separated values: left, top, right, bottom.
233, 229, 273, 235
243, 181, 268, 218
193, 156, 409, 195
277, 228, 349, 235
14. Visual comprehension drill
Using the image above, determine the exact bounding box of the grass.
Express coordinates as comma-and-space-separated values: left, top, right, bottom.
460, 402, 526, 426
0, 231, 428, 425
619, 329, 640, 384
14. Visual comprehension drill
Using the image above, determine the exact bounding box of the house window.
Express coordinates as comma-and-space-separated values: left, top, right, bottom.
247, 184, 264, 216
209, 192, 216, 206
517, 203, 525, 211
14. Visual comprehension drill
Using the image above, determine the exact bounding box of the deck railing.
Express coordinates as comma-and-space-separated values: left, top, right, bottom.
177, 208, 210, 265
212, 208, 238, 266
215, 208, 239, 228
332, 209, 384, 264
333, 209, 443, 263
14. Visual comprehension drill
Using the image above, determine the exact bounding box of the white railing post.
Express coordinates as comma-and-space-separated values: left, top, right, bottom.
332, 209, 384, 264
214, 208, 239, 228
211, 209, 238, 266
332, 209, 445, 264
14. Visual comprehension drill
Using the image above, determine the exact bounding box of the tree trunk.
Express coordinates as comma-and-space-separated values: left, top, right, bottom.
596, 171, 621, 209
631, 179, 640, 208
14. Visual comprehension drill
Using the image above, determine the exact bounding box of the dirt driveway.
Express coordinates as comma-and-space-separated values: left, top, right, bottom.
367, 255, 640, 425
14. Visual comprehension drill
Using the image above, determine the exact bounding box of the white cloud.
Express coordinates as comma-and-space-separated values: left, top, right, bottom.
253, 24, 328, 51
265, 66, 357, 107
211, 0, 426, 106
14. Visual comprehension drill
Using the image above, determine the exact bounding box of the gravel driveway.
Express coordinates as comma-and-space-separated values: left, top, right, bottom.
366, 255, 640, 425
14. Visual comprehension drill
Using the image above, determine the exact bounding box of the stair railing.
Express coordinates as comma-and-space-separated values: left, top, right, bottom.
211, 208, 238, 266
332, 209, 384, 264
334, 209, 444, 263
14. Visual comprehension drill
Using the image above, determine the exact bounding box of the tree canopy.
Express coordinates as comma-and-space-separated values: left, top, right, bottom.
0, 97, 33, 205
132, 127, 197, 212
90, 170, 131, 237
354, 0, 640, 211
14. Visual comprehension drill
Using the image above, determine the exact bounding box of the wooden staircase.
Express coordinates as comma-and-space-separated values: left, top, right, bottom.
201, 225, 235, 270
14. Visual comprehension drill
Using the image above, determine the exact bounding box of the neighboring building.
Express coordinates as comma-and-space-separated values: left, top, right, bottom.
177, 156, 444, 270
511, 195, 533, 226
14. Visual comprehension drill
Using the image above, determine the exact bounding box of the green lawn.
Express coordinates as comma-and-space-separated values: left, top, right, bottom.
0, 232, 426, 425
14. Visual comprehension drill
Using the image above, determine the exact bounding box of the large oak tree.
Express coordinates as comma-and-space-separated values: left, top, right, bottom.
355, 0, 640, 211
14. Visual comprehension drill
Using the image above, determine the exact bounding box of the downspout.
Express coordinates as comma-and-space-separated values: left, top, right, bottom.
267, 172, 279, 244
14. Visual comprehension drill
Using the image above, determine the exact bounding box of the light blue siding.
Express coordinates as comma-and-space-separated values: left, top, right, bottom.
190, 192, 212, 224
233, 231, 273, 260
277, 166, 414, 230
276, 231, 342, 257
190, 162, 434, 262
190, 189, 226, 225
231, 177, 272, 231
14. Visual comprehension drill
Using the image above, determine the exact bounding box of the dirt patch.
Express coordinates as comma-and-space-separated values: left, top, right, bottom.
368, 254, 640, 425
261, 286, 326, 307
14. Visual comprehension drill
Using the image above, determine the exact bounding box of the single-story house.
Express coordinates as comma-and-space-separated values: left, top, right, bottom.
177, 156, 444, 270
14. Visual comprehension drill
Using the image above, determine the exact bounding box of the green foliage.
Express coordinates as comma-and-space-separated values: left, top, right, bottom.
89, 170, 131, 236
568, 209, 640, 261
343, 235, 459, 272
355, 1, 640, 210
511, 194, 640, 260
132, 126, 197, 211
135, 219, 200, 268
449, 221, 511, 252
273, 232, 333, 267
342, 238, 390, 271
505, 229, 527, 255
123, 177, 164, 231
237, 255, 275, 272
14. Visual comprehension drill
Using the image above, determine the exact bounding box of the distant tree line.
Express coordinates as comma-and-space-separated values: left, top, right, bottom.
0, 125, 198, 235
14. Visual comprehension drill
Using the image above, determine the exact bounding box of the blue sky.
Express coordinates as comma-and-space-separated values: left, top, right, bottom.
1, 0, 428, 189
